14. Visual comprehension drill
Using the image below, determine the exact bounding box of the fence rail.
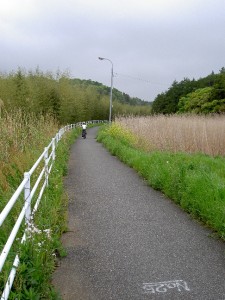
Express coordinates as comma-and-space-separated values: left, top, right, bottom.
0, 120, 107, 300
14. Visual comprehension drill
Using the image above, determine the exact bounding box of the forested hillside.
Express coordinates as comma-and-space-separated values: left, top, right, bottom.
0, 69, 151, 124
152, 67, 225, 114
70, 78, 149, 106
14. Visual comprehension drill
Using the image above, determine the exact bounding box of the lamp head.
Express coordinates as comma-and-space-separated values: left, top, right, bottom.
98, 57, 104, 60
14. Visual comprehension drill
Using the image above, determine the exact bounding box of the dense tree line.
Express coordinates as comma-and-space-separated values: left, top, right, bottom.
152, 68, 225, 114
0, 69, 151, 124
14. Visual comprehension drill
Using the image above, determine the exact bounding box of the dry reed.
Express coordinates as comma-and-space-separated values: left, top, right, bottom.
116, 115, 225, 156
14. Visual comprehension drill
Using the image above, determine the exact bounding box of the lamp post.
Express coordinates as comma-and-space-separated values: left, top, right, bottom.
98, 57, 113, 123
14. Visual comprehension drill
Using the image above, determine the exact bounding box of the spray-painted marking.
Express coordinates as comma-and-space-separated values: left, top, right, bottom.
142, 280, 190, 294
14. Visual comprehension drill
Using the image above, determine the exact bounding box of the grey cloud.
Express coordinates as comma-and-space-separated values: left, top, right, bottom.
1, 0, 225, 101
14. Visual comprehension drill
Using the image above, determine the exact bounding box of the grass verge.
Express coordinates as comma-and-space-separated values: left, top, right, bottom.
1, 128, 80, 300
97, 124, 225, 239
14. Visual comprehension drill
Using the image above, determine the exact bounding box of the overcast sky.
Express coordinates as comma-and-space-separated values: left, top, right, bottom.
1, 0, 225, 102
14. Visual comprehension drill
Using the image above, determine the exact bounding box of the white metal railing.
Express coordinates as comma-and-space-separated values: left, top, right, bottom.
0, 120, 107, 300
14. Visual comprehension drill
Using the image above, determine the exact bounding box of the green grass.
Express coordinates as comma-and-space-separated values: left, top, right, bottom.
97, 125, 225, 238
0, 128, 80, 300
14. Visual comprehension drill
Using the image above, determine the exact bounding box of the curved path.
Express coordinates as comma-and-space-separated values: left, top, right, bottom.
53, 127, 225, 300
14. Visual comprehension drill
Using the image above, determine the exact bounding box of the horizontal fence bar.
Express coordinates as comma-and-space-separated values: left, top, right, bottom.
1, 255, 19, 300
1, 233, 26, 300
29, 167, 45, 201
28, 147, 48, 176
0, 177, 28, 227
32, 180, 47, 215
0, 203, 27, 272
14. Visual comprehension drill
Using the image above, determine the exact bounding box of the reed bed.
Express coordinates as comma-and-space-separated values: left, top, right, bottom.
116, 115, 225, 156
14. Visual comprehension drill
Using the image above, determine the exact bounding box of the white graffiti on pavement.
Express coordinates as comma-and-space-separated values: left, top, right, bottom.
142, 280, 190, 294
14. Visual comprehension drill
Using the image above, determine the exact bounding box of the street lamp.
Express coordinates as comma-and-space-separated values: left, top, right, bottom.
98, 57, 114, 123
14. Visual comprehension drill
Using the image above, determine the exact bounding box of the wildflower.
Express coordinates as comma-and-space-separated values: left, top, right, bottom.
43, 229, 51, 239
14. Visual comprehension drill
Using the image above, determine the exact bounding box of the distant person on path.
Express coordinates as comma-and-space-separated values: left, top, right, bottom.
81, 122, 87, 138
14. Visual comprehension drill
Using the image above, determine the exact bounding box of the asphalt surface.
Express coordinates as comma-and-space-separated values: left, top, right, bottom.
52, 127, 225, 300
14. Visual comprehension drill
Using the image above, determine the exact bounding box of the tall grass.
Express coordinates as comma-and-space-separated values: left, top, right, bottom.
0, 110, 58, 195
116, 115, 225, 156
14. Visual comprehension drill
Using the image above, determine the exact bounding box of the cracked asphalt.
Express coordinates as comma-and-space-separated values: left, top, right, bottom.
52, 127, 225, 300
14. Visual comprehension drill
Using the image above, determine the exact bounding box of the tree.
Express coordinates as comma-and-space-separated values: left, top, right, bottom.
13, 69, 29, 110
178, 87, 215, 113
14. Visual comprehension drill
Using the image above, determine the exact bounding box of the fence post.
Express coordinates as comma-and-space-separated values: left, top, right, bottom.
24, 172, 31, 225
44, 147, 49, 187
52, 138, 56, 161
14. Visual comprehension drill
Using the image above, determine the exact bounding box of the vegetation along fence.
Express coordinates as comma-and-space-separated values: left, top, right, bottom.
0, 120, 107, 300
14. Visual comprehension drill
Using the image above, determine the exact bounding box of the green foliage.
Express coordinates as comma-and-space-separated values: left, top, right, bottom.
152, 78, 197, 114
98, 125, 225, 239
178, 87, 213, 113
0, 69, 151, 124
152, 68, 225, 114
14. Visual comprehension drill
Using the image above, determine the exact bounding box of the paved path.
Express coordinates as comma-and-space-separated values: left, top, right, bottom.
53, 127, 225, 300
